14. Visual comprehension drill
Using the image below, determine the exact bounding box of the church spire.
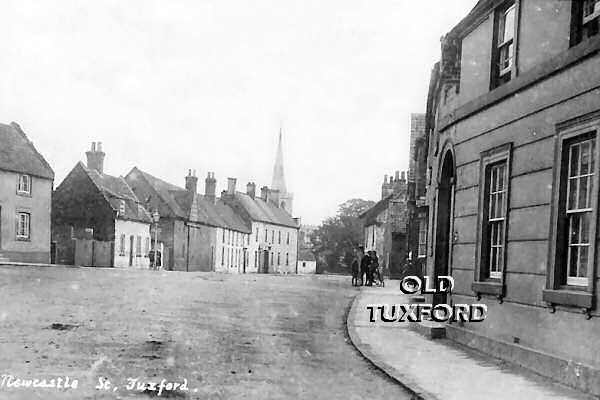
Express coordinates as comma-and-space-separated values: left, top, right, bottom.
272, 128, 287, 194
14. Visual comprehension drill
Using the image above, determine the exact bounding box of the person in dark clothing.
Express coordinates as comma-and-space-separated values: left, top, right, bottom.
368, 251, 380, 286
351, 257, 359, 286
360, 247, 371, 286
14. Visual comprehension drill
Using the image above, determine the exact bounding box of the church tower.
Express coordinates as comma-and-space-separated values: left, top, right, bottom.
271, 129, 294, 215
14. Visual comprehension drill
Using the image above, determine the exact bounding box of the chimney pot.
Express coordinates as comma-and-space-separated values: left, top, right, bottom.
91, 142, 96, 151
185, 170, 198, 193
246, 182, 256, 198
205, 172, 216, 203
97, 142, 102, 152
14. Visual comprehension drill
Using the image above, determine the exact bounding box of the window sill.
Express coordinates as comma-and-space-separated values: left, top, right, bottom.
542, 288, 593, 309
16, 191, 32, 197
471, 281, 505, 296
15, 237, 31, 242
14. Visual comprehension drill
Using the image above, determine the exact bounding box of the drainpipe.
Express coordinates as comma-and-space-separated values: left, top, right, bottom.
186, 223, 190, 272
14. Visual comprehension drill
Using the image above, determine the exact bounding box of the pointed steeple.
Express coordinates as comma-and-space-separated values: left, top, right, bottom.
272, 128, 287, 194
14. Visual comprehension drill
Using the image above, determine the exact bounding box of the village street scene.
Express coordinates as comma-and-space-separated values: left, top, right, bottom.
1, 0, 600, 399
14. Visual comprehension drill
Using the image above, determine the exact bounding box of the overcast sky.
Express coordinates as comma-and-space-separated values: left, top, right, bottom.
0, 0, 477, 225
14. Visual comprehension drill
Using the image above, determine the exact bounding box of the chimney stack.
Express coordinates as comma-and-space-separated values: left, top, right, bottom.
246, 182, 256, 198
270, 189, 280, 207
185, 169, 198, 193
401, 171, 406, 181
205, 172, 216, 203
227, 177, 237, 195
260, 186, 269, 201
395, 171, 400, 181
86, 141, 106, 174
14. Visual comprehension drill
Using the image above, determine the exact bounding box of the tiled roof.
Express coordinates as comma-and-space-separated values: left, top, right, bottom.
82, 163, 151, 224
171, 190, 250, 233
231, 192, 298, 228
130, 168, 250, 233
0, 122, 54, 179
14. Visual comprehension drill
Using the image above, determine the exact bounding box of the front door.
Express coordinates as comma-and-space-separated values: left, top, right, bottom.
262, 250, 269, 274
129, 235, 134, 267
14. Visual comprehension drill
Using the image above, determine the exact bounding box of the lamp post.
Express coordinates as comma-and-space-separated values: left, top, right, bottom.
153, 210, 160, 270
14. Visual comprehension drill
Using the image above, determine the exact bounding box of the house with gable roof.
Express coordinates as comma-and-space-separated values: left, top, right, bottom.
0, 122, 54, 263
125, 168, 251, 272
52, 142, 152, 267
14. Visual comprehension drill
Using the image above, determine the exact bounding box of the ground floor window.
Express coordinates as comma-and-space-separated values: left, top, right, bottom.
16, 212, 30, 240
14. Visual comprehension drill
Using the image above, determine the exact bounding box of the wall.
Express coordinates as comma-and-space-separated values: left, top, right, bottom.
214, 227, 250, 274
186, 223, 215, 272
459, 16, 493, 105
297, 260, 316, 274
114, 219, 151, 268
517, 0, 572, 74
0, 171, 53, 263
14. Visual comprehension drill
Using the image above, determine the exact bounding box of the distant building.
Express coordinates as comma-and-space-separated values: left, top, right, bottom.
220, 179, 299, 274
297, 224, 317, 274
360, 171, 409, 278
0, 122, 54, 263
52, 143, 152, 267
125, 168, 251, 273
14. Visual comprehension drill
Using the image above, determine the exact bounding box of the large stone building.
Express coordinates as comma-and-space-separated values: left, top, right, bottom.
125, 168, 251, 273
0, 122, 54, 263
424, 0, 600, 395
52, 143, 152, 268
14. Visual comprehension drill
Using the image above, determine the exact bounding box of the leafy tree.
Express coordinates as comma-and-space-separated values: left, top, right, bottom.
310, 198, 375, 274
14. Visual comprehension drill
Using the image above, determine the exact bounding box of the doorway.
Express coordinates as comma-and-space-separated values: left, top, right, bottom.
129, 235, 134, 267
262, 250, 269, 274
433, 151, 455, 306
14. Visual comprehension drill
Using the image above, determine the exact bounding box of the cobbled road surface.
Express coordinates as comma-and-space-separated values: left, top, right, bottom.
0, 266, 411, 400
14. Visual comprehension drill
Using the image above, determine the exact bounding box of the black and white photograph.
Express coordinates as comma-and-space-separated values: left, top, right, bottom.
0, 0, 599, 399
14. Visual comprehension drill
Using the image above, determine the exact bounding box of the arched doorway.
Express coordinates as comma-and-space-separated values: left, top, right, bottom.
433, 150, 455, 306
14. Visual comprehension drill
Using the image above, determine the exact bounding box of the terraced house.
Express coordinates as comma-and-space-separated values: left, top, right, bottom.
424, 0, 600, 395
125, 168, 250, 272
0, 122, 54, 263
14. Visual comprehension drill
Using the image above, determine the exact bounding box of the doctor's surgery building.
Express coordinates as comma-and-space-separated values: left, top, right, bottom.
422, 0, 600, 395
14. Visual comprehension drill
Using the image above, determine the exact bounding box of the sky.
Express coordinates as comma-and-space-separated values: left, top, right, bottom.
0, 0, 478, 225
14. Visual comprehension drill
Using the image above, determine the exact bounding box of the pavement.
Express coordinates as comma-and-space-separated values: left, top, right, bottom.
0, 266, 413, 400
347, 285, 593, 400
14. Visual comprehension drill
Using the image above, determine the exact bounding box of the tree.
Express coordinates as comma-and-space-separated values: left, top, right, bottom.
310, 198, 375, 274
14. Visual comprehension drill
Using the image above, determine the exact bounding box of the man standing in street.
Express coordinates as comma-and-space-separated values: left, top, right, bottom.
359, 246, 371, 286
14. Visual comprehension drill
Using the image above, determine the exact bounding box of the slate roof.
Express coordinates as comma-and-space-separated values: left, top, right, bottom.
230, 191, 298, 228
361, 193, 408, 234
0, 122, 54, 179
81, 163, 152, 224
130, 168, 250, 233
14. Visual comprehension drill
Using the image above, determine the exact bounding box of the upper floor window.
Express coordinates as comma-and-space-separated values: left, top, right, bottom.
492, 2, 516, 88
16, 212, 30, 239
17, 174, 31, 195
287, 232, 290, 245
571, 0, 600, 46
278, 230, 281, 244
255, 228, 258, 242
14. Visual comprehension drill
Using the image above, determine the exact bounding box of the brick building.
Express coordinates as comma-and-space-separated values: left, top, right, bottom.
52, 143, 152, 267
360, 171, 409, 278
125, 168, 250, 273
0, 122, 54, 263
424, 0, 600, 395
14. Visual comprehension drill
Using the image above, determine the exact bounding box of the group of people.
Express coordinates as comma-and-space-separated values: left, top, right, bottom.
351, 246, 384, 287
